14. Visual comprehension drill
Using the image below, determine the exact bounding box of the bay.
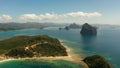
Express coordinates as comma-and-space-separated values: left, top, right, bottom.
0, 27, 120, 68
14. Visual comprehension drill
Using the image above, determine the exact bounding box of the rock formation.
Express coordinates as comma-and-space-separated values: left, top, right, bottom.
65, 26, 69, 30
68, 23, 81, 29
80, 23, 97, 36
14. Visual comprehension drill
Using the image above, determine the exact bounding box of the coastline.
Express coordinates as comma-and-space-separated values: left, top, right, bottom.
60, 41, 88, 68
0, 40, 88, 68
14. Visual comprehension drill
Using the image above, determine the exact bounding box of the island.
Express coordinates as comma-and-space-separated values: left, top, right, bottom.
58, 23, 81, 30
67, 23, 81, 29
80, 23, 97, 36
65, 26, 70, 30
83, 55, 111, 68
0, 35, 67, 58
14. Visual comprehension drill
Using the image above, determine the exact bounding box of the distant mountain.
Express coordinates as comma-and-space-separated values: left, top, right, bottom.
0, 22, 69, 31
0, 23, 45, 31
67, 23, 81, 29
59, 23, 81, 30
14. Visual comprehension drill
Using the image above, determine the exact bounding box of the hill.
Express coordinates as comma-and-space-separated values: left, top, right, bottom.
0, 35, 67, 58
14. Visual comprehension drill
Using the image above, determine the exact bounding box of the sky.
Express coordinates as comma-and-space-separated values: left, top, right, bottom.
0, 0, 120, 25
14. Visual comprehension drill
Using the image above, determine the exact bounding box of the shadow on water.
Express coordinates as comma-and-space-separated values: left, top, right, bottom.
80, 35, 97, 52
81, 35, 97, 45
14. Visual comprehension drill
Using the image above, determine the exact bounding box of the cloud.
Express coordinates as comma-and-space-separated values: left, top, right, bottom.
65, 12, 102, 18
0, 15, 13, 23
19, 13, 59, 22
0, 11, 102, 23
19, 14, 40, 21
19, 11, 102, 22
40, 13, 58, 20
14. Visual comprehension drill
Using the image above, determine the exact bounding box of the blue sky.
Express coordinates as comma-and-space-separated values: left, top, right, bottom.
0, 0, 120, 24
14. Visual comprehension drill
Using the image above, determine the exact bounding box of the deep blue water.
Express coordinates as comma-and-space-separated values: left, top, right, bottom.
0, 27, 120, 68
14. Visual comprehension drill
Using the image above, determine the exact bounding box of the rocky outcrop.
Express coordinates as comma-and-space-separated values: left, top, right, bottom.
68, 23, 81, 29
65, 26, 69, 30
80, 23, 97, 36
83, 55, 111, 68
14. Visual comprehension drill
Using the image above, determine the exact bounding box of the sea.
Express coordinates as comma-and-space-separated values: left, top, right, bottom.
0, 26, 120, 68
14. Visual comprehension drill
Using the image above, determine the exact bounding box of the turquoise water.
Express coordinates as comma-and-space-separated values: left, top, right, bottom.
0, 59, 84, 68
0, 27, 120, 68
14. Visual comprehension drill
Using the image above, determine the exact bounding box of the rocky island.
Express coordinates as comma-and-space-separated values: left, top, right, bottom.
59, 23, 81, 30
68, 23, 81, 29
80, 23, 97, 36
83, 55, 111, 68
0, 35, 67, 58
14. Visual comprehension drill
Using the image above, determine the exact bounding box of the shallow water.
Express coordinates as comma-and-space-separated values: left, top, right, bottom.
0, 59, 84, 68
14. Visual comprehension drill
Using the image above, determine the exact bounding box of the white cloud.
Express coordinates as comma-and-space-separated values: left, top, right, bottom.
0, 11, 102, 23
19, 13, 59, 22
19, 11, 102, 22
40, 13, 58, 20
65, 12, 102, 18
19, 14, 41, 21
0, 15, 13, 23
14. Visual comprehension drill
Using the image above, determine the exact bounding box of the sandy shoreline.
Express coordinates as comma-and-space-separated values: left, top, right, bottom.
0, 40, 88, 67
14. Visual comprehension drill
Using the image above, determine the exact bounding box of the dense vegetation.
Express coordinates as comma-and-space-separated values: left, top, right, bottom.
0, 35, 67, 58
5, 48, 34, 58
30, 43, 67, 57
83, 55, 111, 68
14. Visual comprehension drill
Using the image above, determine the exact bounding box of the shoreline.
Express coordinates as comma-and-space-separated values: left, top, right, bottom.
0, 40, 88, 67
